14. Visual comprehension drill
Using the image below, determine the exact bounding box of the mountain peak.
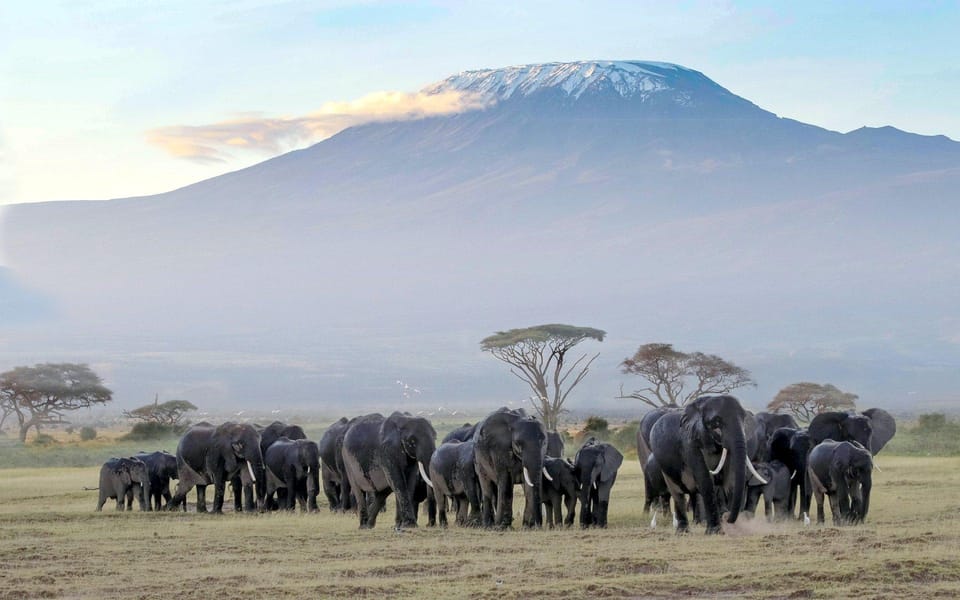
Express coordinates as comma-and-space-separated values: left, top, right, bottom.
424, 60, 710, 101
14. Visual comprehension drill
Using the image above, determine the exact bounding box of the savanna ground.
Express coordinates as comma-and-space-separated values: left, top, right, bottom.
1, 433, 959, 600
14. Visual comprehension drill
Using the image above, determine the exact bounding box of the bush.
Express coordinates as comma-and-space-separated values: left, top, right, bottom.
79, 426, 97, 441
32, 433, 58, 446
122, 422, 181, 441
610, 420, 639, 453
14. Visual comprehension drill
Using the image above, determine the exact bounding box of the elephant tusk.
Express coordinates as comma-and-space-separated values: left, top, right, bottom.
542, 467, 553, 482
246, 461, 256, 483
791, 470, 797, 480
593, 481, 598, 490
746, 457, 767, 485
873, 462, 882, 473
709, 447, 728, 476
523, 467, 535, 488
418, 462, 433, 488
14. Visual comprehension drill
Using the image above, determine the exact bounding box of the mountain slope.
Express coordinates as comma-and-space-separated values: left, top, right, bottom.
2, 60, 959, 411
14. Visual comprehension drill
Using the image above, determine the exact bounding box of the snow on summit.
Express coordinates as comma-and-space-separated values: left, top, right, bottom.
423, 60, 711, 101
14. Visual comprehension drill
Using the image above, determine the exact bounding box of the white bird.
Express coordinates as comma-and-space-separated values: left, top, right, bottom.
650, 512, 658, 529
672, 513, 679, 529
803, 512, 811, 526
451, 410, 458, 416
236, 411, 244, 416
271, 409, 281, 414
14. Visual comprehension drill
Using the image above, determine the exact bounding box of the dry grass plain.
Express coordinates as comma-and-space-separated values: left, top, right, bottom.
0, 456, 958, 599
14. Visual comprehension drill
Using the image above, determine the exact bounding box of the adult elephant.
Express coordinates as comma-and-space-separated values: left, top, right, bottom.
442, 422, 476, 443
134, 451, 179, 511
862, 408, 897, 455
542, 457, 578, 528
341, 412, 436, 529
96, 457, 149, 511
808, 412, 873, 451
473, 407, 547, 529
752, 412, 799, 461
637, 408, 675, 515
430, 439, 481, 527
808, 440, 873, 525
767, 427, 812, 520
170, 422, 266, 513
642, 454, 672, 520
264, 437, 320, 512
650, 395, 767, 534
318, 417, 356, 512
573, 438, 623, 528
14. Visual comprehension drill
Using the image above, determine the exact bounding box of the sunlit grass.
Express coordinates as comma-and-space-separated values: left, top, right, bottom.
0, 456, 958, 598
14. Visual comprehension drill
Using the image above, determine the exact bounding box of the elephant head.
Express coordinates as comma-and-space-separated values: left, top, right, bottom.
214, 422, 266, 510
809, 412, 873, 453
125, 457, 150, 508
296, 439, 321, 503
511, 415, 548, 527
681, 394, 764, 525
382, 412, 437, 488
833, 442, 873, 523
573, 438, 623, 492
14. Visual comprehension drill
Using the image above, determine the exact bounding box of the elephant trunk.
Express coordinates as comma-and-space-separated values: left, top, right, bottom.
858, 472, 872, 523
725, 428, 748, 524
522, 450, 544, 527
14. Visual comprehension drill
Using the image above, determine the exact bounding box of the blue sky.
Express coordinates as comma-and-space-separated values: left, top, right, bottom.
1, 0, 958, 204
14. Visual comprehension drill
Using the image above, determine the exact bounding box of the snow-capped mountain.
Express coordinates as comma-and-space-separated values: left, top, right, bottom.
424, 60, 770, 117
2, 61, 959, 412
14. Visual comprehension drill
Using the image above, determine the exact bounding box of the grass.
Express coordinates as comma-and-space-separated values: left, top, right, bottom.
0, 455, 958, 599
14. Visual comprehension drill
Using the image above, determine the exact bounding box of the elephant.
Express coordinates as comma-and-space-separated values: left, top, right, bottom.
862, 408, 897, 455
134, 451, 179, 511
807, 439, 873, 525
650, 394, 768, 534
234, 421, 307, 511
264, 437, 320, 512
546, 431, 565, 459
341, 412, 437, 529
752, 412, 799, 461
808, 412, 873, 452
97, 457, 149, 511
318, 417, 357, 512
742, 460, 792, 521
637, 407, 674, 515
473, 407, 548, 529
442, 422, 476, 443
542, 457, 578, 528
429, 439, 482, 527
169, 422, 266, 513
767, 427, 812, 520
573, 438, 623, 528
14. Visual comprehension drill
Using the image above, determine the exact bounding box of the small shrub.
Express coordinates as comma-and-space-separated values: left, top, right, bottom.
32, 433, 58, 446
122, 422, 179, 441
79, 426, 97, 441
611, 420, 639, 453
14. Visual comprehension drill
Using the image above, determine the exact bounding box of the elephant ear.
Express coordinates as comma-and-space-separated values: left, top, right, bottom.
862, 408, 896, 455
118, 468, 132, 486
600, 444, 623, 481
680, 397, 707, 428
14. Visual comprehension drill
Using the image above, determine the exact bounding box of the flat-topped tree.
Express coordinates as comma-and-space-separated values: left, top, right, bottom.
481, 324, 605, 431
768, 382, 858, 424
0, 363, 112, 443
123, 395, 198, 429
618, 343, 755, 408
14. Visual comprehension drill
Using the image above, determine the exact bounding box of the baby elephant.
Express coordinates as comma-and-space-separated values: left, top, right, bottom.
97, 457, 149, 511
807, 440, 873, 526
542, 457, 579, 528
573, 438, 623, 528
743, 460, 792, 521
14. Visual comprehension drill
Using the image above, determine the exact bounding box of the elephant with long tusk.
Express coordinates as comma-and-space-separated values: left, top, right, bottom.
650, 395, 755, 534
341, 412, 437, 529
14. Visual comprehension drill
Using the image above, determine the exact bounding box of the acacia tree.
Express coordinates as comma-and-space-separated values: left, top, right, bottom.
481, 324, 605, 431
768, 382, 858, 424
618, 343, 755, 408
123, 395, 197, 429
0, 363, 112, 442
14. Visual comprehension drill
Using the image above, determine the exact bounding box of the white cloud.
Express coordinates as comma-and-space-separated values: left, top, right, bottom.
146, 89, 491, 163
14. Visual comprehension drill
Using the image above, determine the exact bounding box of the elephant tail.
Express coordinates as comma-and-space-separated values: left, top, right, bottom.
83, 486, 100, 491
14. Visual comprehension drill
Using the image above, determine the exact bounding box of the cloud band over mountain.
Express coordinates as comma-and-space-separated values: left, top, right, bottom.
146, 90, 491, 163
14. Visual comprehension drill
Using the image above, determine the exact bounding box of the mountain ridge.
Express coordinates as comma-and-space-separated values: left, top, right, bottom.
1, 60, 958, 412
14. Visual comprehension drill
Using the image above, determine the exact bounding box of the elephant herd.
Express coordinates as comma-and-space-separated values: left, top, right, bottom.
638, 395, 896, 533
93, 397, 895, 535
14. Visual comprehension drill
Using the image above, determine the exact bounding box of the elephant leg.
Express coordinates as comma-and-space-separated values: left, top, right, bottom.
663, 475, 689, 533
365, 489, 390, 529
494, 472, 513, 529
597, 475, 615, 527
478, 476, 495, 528
97, 491, 107, 511
437, 493, 448, 528
564, 493, 576, 527
764, 496, 773, 522
356, 491, 371, 528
